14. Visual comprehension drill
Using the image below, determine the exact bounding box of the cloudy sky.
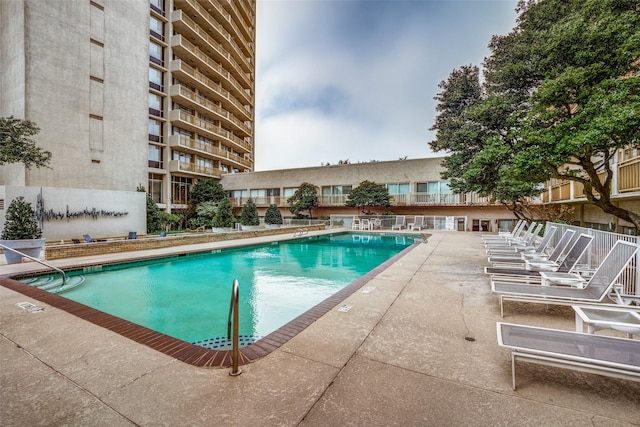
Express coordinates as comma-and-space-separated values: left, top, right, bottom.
254, 0, 518, 171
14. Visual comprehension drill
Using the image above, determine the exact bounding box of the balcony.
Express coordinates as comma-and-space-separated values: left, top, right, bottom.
168, 159, 222, 178
171, 35, 251, 105
170, 60, 251, 121
169, 84, 250, 136
619, 155, 640, 193
171, 9, 251, 86
229, 192, 505, 209
169, 109, 252, 154
168, 134, 252, 169
173, 0, 252, 72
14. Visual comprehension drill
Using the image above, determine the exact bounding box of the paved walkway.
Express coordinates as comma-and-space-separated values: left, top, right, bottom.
1, 231, 639, 426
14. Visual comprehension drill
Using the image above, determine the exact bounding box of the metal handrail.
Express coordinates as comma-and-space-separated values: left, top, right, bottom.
227, 279, 242, 376
0, 243, 67, 287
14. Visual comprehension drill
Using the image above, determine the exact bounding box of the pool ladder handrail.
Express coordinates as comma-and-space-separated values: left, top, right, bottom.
227, 279, 242, 376
0, 243, 67, 288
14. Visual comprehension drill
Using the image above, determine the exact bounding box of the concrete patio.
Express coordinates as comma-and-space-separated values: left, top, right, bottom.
1, 230, 639, 426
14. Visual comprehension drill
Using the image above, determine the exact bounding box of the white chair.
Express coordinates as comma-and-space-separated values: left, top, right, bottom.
391, 216, 406, 230
351, 218, 361, 230
497, 322, 640, 390
409, 216, 424, 231
492, 240, 640, 317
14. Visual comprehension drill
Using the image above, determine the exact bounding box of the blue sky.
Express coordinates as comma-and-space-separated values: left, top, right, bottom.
254, 0, 518, 170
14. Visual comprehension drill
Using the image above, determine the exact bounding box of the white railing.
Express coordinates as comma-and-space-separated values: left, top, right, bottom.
330, 215, 466, 232
547, 222, 639, 300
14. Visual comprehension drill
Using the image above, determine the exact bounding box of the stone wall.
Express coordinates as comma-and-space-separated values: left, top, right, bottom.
44, 225, 326, 260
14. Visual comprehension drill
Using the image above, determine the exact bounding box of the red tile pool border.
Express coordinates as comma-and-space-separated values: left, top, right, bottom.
1, 235, 427, 368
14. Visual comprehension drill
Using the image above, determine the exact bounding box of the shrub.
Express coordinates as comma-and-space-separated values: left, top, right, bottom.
265, 204, 283, 225
1, 197, 42, 240
240, 198, 260, 226
213, 197, 235, 228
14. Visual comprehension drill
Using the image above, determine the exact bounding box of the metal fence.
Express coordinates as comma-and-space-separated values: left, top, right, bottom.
329, 214, 467, 231
546, 222, 639, 300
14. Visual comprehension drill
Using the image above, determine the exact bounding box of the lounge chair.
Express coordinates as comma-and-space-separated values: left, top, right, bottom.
483, 219, 526, 240
485, 222, 542, 250
488, 229, 576, 268
497, 322, 640, 390
391, 216, 406, 230
492, 240, 640, 317
409, 216, 425, 231
83, 234, 106, 243
490, 225, 557, 259
487, 224, 553, 255
485, 233, 593, 284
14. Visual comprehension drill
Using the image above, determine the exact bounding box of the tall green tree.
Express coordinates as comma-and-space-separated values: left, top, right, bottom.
0, 116, 52, 169
187, 179, 227, 225
287, 182, 318, 218
240, 198, 260, 226
430, 0, 640, 230
345, 180, 391, 213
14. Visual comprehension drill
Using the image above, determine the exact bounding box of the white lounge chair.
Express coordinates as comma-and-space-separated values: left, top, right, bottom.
492, 240, 640, 317
409, 216, 425, 231
485, 233, 593, 284
487, 224, 554, 255
485, 222, 542, 250
483, 219, 526, 240
391, 216, 406, 230
497, 322, 640, 390
488, 229, 576, 268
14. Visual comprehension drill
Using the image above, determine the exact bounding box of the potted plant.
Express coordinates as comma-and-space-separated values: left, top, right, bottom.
0, 196, 46, 264
239, 198, 260, 230
264, 204, 283, 229
212, 197, 235, 232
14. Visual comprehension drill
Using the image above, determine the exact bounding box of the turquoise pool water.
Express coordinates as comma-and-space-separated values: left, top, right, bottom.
25, 233, 419, 348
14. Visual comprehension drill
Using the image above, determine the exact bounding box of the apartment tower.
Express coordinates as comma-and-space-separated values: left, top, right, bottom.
0, 0, 256, 239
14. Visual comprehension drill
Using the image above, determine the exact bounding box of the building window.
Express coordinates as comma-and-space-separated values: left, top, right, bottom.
149, 67, 163, 91
385, 183, 410, 195
148, 119, 162, 142
172, 127, 191, 138
172, 150, 191, 163
149, 40, 163, 66
171, 176, 191, 204
149, 93, 163, 117
148, 173, 163, 203
283, 187, 297, 198
196, 157, 213, 169
148, 145, 162, 168
150, 15, 163, 40
150, 0, 164, 15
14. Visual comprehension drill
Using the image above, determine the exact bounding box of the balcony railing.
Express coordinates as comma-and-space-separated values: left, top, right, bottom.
168, 134, 252, 169
233, 192, 504, 209
171, 10, 251, 85
170, 84, 250, 135
619, 156, 640, 193
169, 109, 252, 153
168, 159, 223, 178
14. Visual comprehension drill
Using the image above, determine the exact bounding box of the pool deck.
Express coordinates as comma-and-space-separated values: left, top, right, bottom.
1, 230, 639, 426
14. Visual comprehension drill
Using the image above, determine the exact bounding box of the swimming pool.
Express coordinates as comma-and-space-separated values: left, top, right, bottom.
16, 232, 421, 354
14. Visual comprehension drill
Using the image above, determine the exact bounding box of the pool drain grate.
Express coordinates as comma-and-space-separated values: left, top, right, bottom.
192, 334, 264, 350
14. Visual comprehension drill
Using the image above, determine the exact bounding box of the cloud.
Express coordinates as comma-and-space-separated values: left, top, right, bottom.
255, 0, 519, 170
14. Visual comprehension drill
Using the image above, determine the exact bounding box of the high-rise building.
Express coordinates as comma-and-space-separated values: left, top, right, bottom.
0, 0, 256, 239
148, 0, 255, 213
